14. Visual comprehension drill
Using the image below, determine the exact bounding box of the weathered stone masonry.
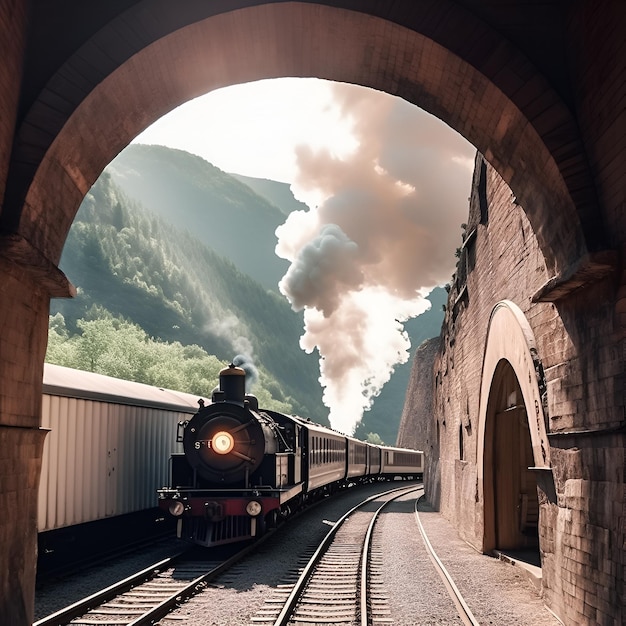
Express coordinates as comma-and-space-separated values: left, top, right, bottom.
0, 257, 50, 626
400, 155, 625, 626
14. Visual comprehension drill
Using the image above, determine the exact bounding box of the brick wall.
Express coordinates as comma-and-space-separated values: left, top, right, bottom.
401, 155, 624, 625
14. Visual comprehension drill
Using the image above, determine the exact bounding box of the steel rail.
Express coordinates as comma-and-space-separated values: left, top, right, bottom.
272, 482, 422, 626
359, 484, 425, 626
33, 553, 185, 626
125, 539, 261, 626
35, 527, 271, 626
414, 496, 481, 626
359, 495, 395, 626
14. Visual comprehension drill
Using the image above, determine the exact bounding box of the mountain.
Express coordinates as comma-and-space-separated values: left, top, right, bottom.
229, 173, 310, 217
106, 144, 290, 292
52, 170, 326, 424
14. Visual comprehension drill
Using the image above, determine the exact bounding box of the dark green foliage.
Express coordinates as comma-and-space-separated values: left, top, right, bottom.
47, 311, 293, 414
106, 144, 292, 292
51, 170, 325, 422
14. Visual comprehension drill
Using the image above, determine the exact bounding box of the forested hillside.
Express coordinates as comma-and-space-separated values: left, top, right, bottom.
51, 144, 445, 442
106, 144, 291, 292
50, 171, 326, 423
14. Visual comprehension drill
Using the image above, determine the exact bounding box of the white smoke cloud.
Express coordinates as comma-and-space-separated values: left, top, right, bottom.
276, 84, 475, 435
279, 224, 363, 315
299, 288, 431, 428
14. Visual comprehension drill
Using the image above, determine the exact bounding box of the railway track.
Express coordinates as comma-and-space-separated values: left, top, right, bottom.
33, 540, 260, 626
250, 483, 483, 626
36, 482, 484, 626
414, 496, 480, 626
251, 483, 422, 626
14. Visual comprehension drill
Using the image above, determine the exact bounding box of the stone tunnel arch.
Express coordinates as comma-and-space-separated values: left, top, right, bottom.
7, 1, 601, 285
477, 300, 551, 555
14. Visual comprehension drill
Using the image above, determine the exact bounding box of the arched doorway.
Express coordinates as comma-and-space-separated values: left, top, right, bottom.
477, 301, 551, 558
484, 360, 539, 551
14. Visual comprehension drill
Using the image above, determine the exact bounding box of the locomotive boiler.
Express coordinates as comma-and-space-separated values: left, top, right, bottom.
158, 362, 423, 547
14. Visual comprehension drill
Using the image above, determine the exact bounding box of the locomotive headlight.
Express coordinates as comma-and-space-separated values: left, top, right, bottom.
169, 501, 185, 517
212, 431, 235, 455
246, 500, 262, 517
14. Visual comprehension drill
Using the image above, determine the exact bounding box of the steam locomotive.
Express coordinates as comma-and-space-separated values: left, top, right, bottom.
157, 363, 424, 547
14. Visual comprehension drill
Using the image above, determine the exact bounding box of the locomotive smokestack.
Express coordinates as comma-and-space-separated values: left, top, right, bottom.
218, 363, 246, 405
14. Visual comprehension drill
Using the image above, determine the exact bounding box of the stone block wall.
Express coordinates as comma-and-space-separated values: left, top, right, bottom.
400, 154, 624, 625
0, 256, 50, 626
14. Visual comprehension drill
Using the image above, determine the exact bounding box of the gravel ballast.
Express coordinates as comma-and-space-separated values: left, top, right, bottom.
36, 483, 563, 625
380, 493, 562, 625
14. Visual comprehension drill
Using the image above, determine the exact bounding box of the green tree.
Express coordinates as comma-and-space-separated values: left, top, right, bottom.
366, 432, 385, 445
73, 316, 147, 375
48, 312, 68, 338
46, 313, 79, 366
45, 309, 296, 413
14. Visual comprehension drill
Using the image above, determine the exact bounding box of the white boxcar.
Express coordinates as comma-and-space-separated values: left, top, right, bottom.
38, 364, 205, 532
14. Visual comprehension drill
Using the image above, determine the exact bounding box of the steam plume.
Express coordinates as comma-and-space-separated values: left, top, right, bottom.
232, 353, 259, 391
205, 316, 254, 359
276, 84, 474, 435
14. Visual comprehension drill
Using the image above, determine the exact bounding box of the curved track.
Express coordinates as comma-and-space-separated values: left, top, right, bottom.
251, 484, 484, 626
37, 484, 486, 626
256, 483, 421, 625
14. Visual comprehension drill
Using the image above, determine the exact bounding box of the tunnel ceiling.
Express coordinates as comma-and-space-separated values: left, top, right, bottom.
2, 1, 605, 288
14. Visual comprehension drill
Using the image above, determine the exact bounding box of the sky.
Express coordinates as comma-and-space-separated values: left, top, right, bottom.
133, 78, 476, 435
